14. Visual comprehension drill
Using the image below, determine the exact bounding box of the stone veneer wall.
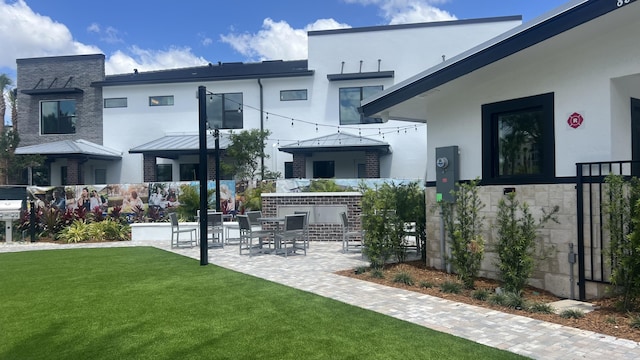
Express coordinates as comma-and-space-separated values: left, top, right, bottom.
425, 184, 585, 298
261, 192, 362, 242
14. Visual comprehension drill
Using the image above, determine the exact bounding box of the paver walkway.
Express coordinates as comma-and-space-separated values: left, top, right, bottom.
2, 239, 639, 359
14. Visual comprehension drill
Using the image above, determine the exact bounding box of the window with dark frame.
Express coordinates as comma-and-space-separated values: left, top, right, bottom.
149, 95, 174, 106
40, 100, 76, 134
94, 169, 107, 184
206, 92, 243, 129
313, 161, 335, 178
280, 89, 308, 101
104, 98, 127, 108
339, 85, 383, 125
179, 163, 199, 181
284, 162, 293, 179
481, 93, 555, 184
156, 164, 172, 182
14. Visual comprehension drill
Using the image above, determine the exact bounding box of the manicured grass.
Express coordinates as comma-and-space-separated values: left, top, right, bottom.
0, 247, 526, 359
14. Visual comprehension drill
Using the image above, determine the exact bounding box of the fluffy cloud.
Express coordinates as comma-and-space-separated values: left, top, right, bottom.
106, 46, 208, 75
220, 18, 351, 61
0, 0, 101, 68
343, 0, 456, 23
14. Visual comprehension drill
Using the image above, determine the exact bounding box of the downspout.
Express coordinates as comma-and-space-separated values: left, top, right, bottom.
258, 78, 264, 180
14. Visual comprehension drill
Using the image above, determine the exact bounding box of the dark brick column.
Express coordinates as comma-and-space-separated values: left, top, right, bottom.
143, 154, 157, 182
292, 153, 306, 178
67, 158, 80, 185
365, 151, 380, 178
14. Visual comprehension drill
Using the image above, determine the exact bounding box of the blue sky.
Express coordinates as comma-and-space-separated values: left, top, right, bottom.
1, 0, 570, 123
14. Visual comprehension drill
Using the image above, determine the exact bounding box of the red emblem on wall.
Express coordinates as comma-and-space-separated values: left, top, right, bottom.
567, 112, 584, 129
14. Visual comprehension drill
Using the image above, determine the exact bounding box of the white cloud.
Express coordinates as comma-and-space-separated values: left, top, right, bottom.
0, 0, 101, 69
220, 18, 351, 61
343, 0, 456, 24
105, 46, 209, 75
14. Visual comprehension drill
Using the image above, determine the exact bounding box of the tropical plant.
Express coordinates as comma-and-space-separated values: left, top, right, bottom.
57, 220, 91, 243
242, 181, 275, 211
222, 129, 271, 181
495, 192, 559, 294
176, 184, 215, 221
441, 179, 485, 289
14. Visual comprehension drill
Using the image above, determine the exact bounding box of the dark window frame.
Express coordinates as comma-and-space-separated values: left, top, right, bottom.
40, 99, 76, 135
339, 85, 384, 125
280, 89, 308, 101
149, 95, 174, 107
313, 160, 335, 178
481, 92, 555, 185
156, 164, 173, 182
206, 92, 243, 129
104, 98, 127, 108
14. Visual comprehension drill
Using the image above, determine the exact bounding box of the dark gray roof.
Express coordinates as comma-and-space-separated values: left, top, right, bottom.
93, 60, 313, 87
15, 139, 122, 160
129, 133, 232, 158
279, 132, 390, 154
361, 0, 622, 118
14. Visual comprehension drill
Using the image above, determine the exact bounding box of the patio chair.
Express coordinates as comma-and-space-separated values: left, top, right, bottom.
169, 212, 198, 248
274, 214, 307, 257
246, 210, 263, 230
294, 210, 310, 248
340, 212, 363, 253
403, 221, 420, 254
237, 215, 273, 257
207, 211, 224, 248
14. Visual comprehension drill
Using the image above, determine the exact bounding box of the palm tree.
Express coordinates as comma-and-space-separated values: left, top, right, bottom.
0, 73, 12, 133
8, 88, 17, 132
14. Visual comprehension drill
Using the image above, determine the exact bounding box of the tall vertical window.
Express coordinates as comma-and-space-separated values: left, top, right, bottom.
482, 93, 555, 184
149, 95, 174, 106
339, 86, 383, 125
41, 100, 76, 134
206, 92, 243, 129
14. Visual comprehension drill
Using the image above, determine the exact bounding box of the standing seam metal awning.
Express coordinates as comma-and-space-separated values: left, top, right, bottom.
14, 139, 122, 160
278, 132, 391, 154
128, 133, 231, 158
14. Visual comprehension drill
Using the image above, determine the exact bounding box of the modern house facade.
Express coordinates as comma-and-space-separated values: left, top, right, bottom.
361, 0, 640, 299
15, 16, 521, 186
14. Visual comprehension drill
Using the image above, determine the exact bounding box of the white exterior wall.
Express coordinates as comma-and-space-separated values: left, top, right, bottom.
422, 11, 640, 182
103, 18, 522, 183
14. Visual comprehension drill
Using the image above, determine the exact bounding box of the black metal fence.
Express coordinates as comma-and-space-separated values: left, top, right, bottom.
575, 160, 640, 300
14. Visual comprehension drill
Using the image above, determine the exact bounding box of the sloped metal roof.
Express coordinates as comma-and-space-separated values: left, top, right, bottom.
129, 133, 231, 158
15, 139, 122, 160
279, 132, 390, 154
93, 60, 313, 87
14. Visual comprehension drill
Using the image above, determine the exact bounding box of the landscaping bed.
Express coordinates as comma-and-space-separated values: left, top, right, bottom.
337, 260, 640, 343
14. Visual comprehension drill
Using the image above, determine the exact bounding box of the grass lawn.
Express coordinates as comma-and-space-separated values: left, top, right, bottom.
0, 247, 526, 359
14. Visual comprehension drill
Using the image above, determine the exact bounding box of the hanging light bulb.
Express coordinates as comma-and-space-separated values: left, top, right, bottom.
397, 127, 400, 134
266, 112, 269, 121
315, 123, 318, 132
291, 118, 294, 127
337, 126, 340, 134
358, 128, 361, 137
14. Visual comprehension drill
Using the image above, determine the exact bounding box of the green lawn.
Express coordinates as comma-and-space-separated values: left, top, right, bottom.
0, 247, 527, 360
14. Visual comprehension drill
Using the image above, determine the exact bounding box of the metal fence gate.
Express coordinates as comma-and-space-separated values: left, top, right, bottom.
575, 160, 640, 300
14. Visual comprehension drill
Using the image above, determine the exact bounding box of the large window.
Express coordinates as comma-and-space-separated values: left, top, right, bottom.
41, 100, 76, 134
149, 95, 174, 106
313, 161, 335, 178
206, 92, 243, 129
339, 86, 383, 125
482, 93, 555, 184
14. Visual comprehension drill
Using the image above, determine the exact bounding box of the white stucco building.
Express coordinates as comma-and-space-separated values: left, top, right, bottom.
15, 16, 521, 185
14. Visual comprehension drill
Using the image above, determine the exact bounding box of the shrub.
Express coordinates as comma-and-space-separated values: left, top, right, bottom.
495, 192, 559, 294
559, 309, 584, 319
354, 266, 367, 275
392, 271, 414, 286
528, 302, 555, 314
57, 220, 90, 243
419, 281, 434, 289
629, 315, 640, 329
439, 281, 462, 294
502, 291, 526, 310
442, 179, 485, 289
370, 269, 384, 279
488, 293, 507, 306
472, 289, 490, 301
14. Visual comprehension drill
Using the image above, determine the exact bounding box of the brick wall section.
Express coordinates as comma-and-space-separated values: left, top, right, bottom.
365, 151, 380, 178
143, 154, 156, 182
261, 192, 362, 242
16, 54, 105, 147
292, 153, 306, 178
66, 158, 79, 185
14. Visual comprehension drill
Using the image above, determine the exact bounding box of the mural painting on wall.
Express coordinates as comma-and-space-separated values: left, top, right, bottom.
27, 180, 238, 218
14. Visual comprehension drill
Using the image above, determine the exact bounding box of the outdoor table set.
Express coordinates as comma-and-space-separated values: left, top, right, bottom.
238, 212, 308, 257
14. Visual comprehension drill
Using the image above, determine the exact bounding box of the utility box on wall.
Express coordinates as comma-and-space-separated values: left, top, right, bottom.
435, 146, 459, 203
